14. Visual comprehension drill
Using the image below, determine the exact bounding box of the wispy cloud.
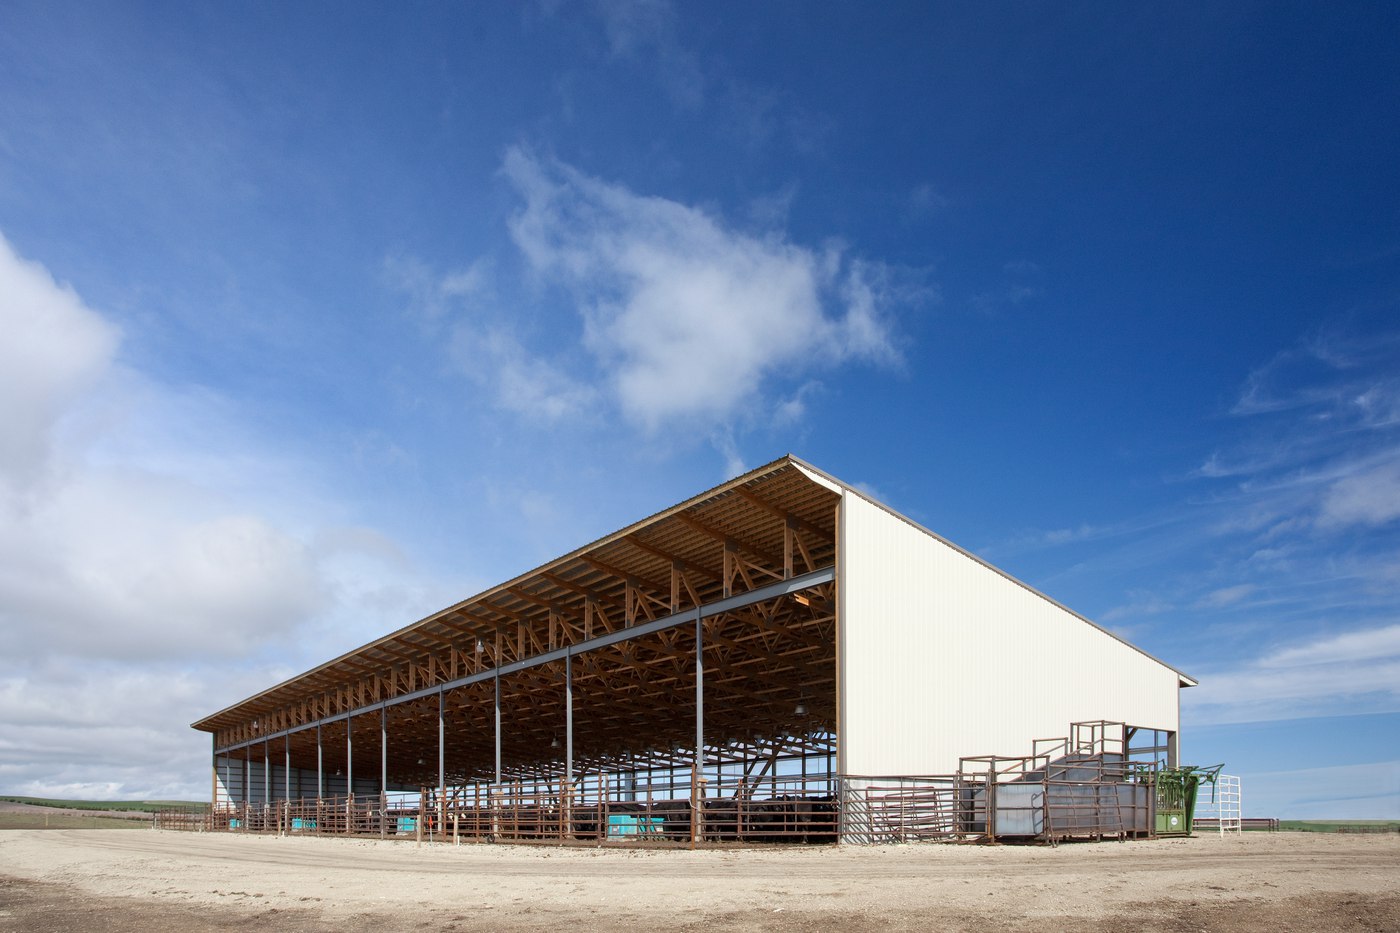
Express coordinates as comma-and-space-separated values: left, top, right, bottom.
1240, 760, 1400, 820
1196, 584, 1256, 609
449, 322, 600, 422
998, 324, 1400, 729
1317, 459, 1400, 528
1184, 622, 1400, 725
592, 0, 704, 109
1259, 623, 1400, 668
383, 254, 492, 327
969, 259, 1042, 314
906, 182, 948, 220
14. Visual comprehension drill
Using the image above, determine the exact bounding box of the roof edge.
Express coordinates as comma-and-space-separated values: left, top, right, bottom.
785, 455, 1199, 688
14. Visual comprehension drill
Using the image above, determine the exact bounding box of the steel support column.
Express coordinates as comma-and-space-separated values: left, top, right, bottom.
693, 608, 704, 845
494, 672, 502, 785
565, 651, 574, 785
565, 650, 574, 839
316, 723, 323, 800
437, 688, 445, 828
379, 705, 387, 839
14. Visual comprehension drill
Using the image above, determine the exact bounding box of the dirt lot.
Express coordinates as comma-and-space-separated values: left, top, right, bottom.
1, 828, 1396, 932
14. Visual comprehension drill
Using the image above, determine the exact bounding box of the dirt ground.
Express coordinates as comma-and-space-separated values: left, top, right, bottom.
1, 828, 1397, 932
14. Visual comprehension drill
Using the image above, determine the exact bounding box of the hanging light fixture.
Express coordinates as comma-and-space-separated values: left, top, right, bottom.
551, 735, 560, 749
794, 700, 807, 716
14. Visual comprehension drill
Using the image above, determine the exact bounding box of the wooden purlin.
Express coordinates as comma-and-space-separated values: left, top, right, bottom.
196, 459, 840, 765
235, 589, 837, 790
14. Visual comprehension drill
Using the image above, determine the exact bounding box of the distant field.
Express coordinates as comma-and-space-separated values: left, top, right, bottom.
0, 797, 206, 831
1279, 820, 1400, 833
0, 811, 148, 830
0, 796, 205, 813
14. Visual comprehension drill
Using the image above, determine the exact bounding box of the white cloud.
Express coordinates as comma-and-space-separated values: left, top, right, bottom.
0, 660, 291, 800
500, 146, 902, 432
0, 234, 451, 798
0, 493, 324, 661
0, 233, 119, 486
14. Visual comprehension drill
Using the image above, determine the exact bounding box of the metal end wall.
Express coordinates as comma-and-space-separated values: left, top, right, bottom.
840, 492, 1182, 777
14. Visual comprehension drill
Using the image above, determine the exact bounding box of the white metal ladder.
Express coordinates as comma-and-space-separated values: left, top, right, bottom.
1215, 774, 1242, 834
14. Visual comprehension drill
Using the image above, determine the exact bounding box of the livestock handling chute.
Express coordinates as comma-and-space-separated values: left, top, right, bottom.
1151, 764, 1225, 837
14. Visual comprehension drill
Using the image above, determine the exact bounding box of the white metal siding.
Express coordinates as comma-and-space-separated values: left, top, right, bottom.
841, 492, 1180, 776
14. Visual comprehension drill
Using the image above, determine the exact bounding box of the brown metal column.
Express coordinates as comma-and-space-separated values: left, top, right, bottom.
438, 688, 446, 836
692, 607, 704, 846
380, 705, 388, 839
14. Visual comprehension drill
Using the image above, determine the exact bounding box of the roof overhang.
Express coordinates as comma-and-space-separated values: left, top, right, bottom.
193, 454, 840, 736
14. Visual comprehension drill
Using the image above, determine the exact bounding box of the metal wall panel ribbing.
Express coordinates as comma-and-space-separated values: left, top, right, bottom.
214, 759, 387, 803
841, 492, 1181, 777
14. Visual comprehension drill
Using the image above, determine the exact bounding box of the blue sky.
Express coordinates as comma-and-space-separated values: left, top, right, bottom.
1, 1, 1396, 818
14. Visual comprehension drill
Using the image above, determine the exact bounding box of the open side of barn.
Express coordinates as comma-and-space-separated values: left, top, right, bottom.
190, 455, 1193, 844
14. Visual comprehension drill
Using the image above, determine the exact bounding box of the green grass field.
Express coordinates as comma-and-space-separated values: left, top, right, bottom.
0, 796, 207, 830
1278, 820, 1400, 833
0, 811, 149, 830
0, 796, 206, 813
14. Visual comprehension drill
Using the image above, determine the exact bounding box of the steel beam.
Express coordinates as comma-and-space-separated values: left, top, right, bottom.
437, 688, 445, 813
347, 716, 353, 797
565, 651, 574, 786
214, 567, 833, 755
